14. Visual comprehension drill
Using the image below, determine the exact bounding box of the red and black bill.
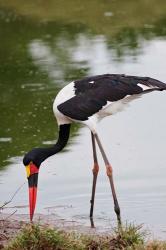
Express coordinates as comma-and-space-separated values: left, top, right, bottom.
26, 163, 39, 221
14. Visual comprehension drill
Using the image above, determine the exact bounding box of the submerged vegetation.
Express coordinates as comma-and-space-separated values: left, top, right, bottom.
4, 223, 166, 250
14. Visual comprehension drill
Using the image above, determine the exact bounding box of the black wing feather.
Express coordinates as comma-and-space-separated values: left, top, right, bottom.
58, 74, 166, 121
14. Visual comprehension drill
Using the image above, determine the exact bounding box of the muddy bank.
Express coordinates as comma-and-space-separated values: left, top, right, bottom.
0, 212, 113, 248
0, 217, 23, 249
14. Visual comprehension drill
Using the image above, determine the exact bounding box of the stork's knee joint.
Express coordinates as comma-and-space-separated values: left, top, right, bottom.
106, 165, 113, 176
92, 163, 99, 174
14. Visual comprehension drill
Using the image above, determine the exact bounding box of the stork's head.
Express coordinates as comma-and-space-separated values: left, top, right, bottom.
23, 124, 71, 221
23, 148, 43, 221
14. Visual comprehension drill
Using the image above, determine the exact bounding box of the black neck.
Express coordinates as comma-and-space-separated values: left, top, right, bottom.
44, 124, 71, 158
23, 124, 71, 167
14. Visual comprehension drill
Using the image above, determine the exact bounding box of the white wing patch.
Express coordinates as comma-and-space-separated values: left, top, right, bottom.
137, 83, 152, 91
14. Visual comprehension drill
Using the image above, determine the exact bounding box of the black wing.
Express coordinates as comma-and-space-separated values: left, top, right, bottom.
58, 74, 166, 121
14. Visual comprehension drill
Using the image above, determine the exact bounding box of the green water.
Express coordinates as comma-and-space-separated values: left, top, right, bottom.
0, 0, 166, 237
0, 0, 166, 168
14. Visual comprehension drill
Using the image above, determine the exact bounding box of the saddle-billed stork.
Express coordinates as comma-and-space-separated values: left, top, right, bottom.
23, 74, 166, 224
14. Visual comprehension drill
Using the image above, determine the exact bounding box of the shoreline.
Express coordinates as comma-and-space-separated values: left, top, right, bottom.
1, 212, 166, 249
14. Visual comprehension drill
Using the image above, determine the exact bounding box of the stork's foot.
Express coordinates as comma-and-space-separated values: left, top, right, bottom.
116, 208, 122, 227
113, 195, 121, 225
90, 216, 95, 228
